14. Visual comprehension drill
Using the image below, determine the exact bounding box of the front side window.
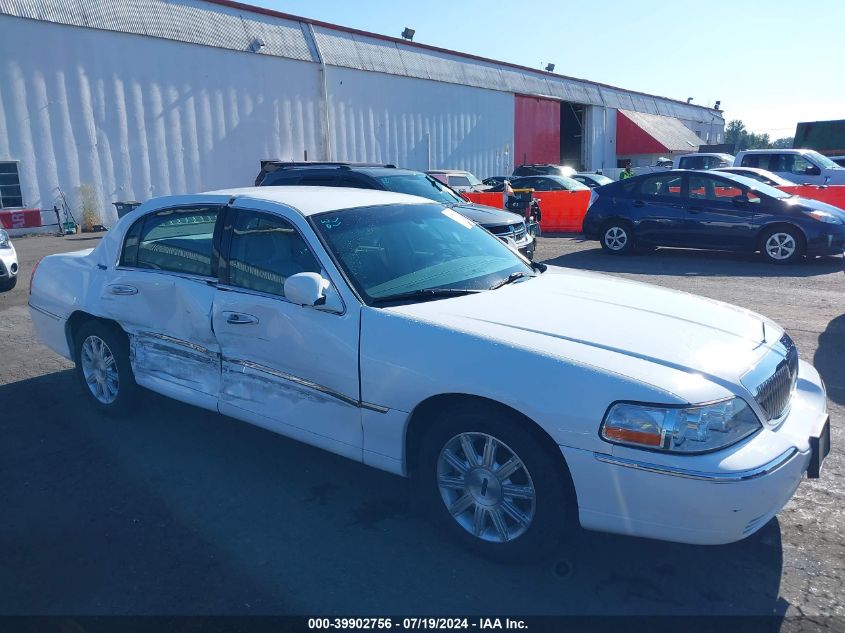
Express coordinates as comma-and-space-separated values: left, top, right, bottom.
0, 162, 22, 209
121, 206, 220, 276
313, 203, 531, 303
226, 211, 320, 297
679, 156, 704, 170
640, 174, 682, 197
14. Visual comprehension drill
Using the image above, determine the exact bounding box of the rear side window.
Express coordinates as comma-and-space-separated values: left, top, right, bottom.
639, 174, 682, 197
679, 156, 704, 170
226, 211, 320, 297
740, 154, 771, 169
448, 175, 472, 187
121, 207, 221, 276
299, 173, 339, 186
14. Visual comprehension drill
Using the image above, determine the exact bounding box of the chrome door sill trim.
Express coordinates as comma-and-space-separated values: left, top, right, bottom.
593, 448, 799, 483
138, 331, 217, 357
28, 302, 62, 321
230, 359, 388, 413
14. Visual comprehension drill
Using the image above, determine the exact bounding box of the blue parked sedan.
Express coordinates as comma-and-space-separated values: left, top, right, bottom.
582, 170, 845, 263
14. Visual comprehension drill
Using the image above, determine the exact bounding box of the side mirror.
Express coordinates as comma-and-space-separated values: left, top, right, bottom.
284, 272, 341, 312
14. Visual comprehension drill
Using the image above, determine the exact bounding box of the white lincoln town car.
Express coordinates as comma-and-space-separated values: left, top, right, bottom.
29, 187, 830, 557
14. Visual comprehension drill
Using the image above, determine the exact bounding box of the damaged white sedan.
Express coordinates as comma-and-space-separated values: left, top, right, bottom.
29, 187, 830, 557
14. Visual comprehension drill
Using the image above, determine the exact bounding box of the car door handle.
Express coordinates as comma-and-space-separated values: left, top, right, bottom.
632, 200, 645, 208
223, 311, 259, 325
108, 284, 138, 296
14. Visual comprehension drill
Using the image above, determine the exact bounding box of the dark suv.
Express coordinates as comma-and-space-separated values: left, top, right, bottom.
512, 164, 576, 178
256, 162, 535, 258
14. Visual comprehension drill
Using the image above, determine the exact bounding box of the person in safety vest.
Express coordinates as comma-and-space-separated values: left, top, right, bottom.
620, 162, 634, 180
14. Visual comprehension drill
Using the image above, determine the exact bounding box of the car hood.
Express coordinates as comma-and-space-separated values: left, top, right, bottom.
789, 196, 845, 219
388, 266, 779, 395
451, 202, 523, 228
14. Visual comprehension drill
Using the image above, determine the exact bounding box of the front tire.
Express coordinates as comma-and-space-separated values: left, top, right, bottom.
760, 226, 804, 264
74, 321, 138, 415
417, 404, 572, 561
599, 221, 636, 255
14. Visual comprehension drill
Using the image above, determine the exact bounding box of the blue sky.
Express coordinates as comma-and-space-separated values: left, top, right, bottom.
251, 0, 844, 139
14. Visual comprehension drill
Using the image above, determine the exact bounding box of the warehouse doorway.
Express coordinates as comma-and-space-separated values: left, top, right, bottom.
560, 101, 584, 170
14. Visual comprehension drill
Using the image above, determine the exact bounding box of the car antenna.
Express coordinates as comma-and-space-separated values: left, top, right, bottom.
762, 322, 767, 344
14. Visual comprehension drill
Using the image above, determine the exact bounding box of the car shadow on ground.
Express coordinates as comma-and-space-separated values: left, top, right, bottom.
541, 240, 844, 279
0, 370, 789, 616
814, 313, 845, 406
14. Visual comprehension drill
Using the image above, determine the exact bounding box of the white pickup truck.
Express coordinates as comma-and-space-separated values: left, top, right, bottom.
734, 149, 845, 185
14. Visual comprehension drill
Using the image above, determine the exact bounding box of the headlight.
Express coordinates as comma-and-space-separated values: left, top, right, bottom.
804, 210, 843, 224
0, 229, 10, 249
600, 397, 761, 453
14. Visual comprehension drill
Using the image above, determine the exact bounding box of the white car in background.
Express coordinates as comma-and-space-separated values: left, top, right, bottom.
672, 153, 735, 170
426, 170, 491, 193
0, 228, 18, 291
712, 167, 795, 187
28, 187, 830, 557
735, 149, 845, 185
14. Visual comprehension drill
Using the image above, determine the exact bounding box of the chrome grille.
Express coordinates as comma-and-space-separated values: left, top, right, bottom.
744, 333, 799, 421
489, 222, 527, 243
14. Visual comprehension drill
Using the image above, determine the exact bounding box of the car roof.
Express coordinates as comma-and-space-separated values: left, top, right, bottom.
737, 149, 806, 154
426, 170, 470, 175
269, 164, 420, 177
205, 186, 431, 216
676, 152, 734, 159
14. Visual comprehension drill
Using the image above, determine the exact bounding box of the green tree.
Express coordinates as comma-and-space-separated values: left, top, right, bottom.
771, 137, 794, 149
725, 120, 746, 147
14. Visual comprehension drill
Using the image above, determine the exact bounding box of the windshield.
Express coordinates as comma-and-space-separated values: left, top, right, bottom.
376, 174, 463, 204
589, 174, 613, 186
721, 173, 793, 199
805, 151, 842, 170
312, 202, 531, 304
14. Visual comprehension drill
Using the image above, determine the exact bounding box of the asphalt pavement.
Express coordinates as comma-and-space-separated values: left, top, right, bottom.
1, 233, 842, 621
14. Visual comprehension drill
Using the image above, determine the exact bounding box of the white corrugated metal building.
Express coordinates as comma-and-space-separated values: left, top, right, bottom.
0, 0, 725, 229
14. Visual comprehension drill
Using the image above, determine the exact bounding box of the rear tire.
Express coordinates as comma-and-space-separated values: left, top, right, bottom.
599, 221, 636, 255
760, 226, 804, 264
74, 321, 138, 416
416, 403, 573, 561
0, 275, 16, 292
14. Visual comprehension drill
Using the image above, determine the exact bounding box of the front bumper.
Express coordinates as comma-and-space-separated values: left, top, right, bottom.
0, 245, 18, 279
562, 360, 829, 545
806, 224, 845, 256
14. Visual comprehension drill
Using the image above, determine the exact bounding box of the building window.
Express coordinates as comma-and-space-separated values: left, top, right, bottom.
0, 162, 22, 209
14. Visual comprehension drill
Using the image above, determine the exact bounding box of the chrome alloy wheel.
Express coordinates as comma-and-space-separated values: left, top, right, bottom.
80, 335, 119, 404
436, 432, 536, 543
765, 232, 797, 261
603, 226, 628, 251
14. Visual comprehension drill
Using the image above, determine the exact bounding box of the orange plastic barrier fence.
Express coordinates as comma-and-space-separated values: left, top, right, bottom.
0, 208, 41, 229
463, 192, 504, 208
777, 185, 845, 211
464, 190, 592, 232
532, 190, 592, 232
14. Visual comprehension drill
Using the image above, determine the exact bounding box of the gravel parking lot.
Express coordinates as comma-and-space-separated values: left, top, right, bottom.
1, 233, 842, 621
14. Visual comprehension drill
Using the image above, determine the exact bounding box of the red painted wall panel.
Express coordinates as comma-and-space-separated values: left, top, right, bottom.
616, 110, 669, 155
514, 96, 560, 166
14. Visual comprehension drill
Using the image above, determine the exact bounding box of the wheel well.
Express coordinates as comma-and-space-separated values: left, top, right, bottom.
404, 393, 577, 501
756, 222, 807, 251
65, 311, 127, 359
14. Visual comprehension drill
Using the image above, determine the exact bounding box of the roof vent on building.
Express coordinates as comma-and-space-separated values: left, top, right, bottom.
249, 37, 266, 53
401, 28, 415, 41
